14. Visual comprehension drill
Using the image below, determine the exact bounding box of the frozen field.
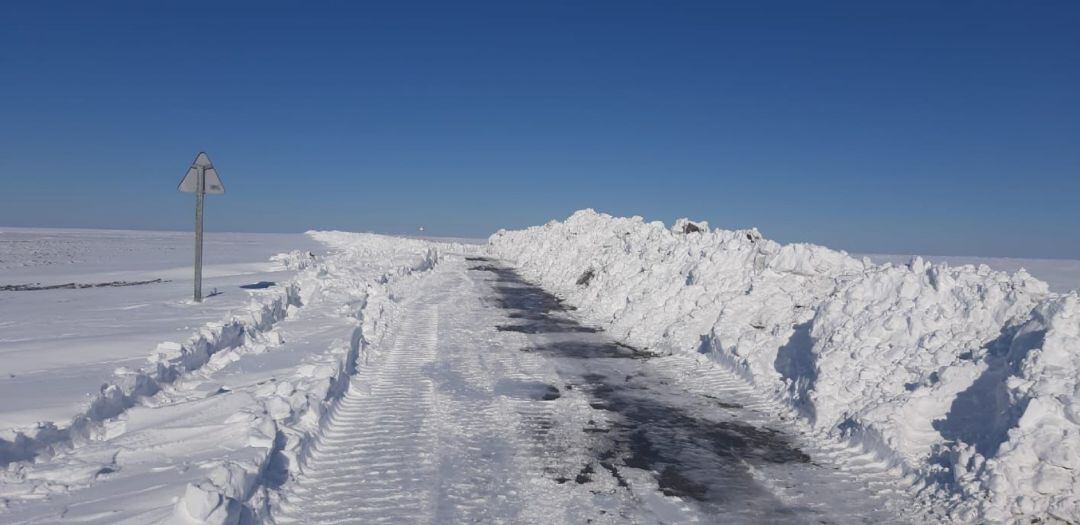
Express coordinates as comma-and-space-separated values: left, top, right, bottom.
0, 228, 325, 431
1, 220, 1077, 524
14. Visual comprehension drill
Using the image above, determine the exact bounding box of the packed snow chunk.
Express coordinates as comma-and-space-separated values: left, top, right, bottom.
153, 341, 186, 363
265, 396, 293, 421
270, 250, 317, 271
169, 482, 241, 525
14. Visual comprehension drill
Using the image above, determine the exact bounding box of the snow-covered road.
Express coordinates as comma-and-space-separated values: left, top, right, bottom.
10, 221, 1067, 523
276, 256, 915, 524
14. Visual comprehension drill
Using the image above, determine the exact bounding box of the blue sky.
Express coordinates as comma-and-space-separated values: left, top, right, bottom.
2, 1, 1078, 258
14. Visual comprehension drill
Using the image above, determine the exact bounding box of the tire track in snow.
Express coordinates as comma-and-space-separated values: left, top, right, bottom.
275, 260, 629, 524
426, 270, 519, 524
279, 298, 441, 524
435, 262, 641, 525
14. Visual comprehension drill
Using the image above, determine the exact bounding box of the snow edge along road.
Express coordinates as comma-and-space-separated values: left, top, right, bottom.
168, 233, 462, 524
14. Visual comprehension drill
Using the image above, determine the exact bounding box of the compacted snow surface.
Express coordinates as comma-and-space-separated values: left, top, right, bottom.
1, 218, 1077, 524
276, 256, 911, 524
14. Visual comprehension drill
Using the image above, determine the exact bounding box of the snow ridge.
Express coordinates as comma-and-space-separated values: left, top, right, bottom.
171, 233, 446, 524
490, 209, 1079, 524
0, 283, 303, 468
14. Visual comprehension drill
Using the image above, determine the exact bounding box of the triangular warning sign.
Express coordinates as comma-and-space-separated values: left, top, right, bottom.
178, 152, 225, 194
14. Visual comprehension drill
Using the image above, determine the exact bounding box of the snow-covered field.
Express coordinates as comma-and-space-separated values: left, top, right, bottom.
0, 228, 450, 522
490, 210, 1080, 523
2, 219, 1077, 524
0, 228, 326, 433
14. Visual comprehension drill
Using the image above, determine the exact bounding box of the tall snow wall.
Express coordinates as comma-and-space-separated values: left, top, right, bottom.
489, 209, 1079, 523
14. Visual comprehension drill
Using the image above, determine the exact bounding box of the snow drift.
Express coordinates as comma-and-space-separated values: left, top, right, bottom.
490, 209, 1079, 523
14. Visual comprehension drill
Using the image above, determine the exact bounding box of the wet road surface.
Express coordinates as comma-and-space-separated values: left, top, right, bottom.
470, 257, 907, 523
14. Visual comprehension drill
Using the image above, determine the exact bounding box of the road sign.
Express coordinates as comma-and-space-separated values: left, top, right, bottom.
178, 152, 225, 302
178, 152, 225, 194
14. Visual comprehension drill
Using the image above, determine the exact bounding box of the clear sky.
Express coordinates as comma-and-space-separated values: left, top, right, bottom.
2, 1, 1078, 258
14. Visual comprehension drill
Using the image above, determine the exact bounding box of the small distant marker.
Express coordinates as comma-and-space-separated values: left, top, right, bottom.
178, 152, 225, 302
418, 226, 426, 233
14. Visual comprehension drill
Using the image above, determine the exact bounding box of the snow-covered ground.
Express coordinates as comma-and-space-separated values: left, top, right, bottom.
0, 228, 324, 437
490, 210, 1080, 524
0, 228, 448, 522
3, 220, 1076, 524
274, 254, 916, 524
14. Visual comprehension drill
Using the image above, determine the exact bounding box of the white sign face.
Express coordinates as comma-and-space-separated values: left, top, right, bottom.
178, 152, 225, 194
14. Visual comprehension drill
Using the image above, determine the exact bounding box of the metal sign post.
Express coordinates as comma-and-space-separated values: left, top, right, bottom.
178, 152, 225, 302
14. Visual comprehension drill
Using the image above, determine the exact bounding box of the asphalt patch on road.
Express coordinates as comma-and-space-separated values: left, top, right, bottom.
497, 322, 600, 334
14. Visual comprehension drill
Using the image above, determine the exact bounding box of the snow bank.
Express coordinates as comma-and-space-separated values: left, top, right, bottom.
0, 283, 302, 467
170, 233, 444, 524
265, 234, 442, 500
971, 294, 1080, 522
860, 253, 1080, 294
269, 250, 318, 271
490, 209, 1079, 523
